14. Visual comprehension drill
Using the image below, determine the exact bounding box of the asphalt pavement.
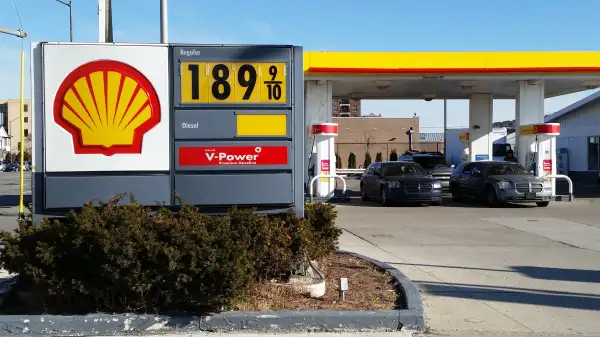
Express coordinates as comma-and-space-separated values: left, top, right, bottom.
0, 172, 31, 231
1, 174, 599, 336
337, 178, 600, 336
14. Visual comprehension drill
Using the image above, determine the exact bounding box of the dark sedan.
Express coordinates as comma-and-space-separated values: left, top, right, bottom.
360, 161, 443, 206
398, 153, 455, 191
450, 161, 552, 207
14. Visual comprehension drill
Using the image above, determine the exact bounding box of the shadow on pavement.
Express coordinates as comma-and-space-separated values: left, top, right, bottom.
512, 266, 600, 283
418, 281, 600, 310
0, 194, 32, 208
389, 263, 600, 284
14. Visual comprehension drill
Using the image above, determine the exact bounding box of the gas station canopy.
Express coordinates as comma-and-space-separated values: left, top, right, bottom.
303, 51, 600, 99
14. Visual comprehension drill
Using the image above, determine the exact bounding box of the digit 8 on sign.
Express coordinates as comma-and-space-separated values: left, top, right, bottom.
211, 64, 231, 100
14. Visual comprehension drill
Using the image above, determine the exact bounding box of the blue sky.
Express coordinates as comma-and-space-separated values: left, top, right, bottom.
1, 0, 600, 131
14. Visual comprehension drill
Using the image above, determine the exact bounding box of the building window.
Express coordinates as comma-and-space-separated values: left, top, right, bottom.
24, 117, 28, 123
351, 105, 358, 112
24, 129, 29, 137
24, 104, 28, 112
588, 136, 600, 170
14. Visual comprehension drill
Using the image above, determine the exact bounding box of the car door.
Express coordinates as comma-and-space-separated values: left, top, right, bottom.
362, 164, 375, 197
370, 163, 383, 197
468, 163, 487, 198
457, 163, 475, 196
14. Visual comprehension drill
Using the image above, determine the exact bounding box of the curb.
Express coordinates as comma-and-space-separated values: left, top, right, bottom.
337, 250, 425, 330
0, 252, 424, 335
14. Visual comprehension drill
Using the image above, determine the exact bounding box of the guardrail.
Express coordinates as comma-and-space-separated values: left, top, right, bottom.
545, 174, 574, 202
308, 174, 347, 203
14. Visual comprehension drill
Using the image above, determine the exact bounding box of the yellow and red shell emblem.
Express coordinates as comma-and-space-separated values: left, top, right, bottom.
53, 60, 161, 156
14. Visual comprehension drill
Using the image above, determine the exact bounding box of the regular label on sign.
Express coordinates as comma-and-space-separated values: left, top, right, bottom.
179, 146, 288, 166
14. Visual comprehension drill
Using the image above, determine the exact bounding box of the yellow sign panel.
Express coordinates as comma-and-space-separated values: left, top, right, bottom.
236, 114, 287, 136
520, 125, 535, 135
180, 62, 287, 104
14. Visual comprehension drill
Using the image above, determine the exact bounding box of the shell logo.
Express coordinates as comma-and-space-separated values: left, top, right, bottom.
53, 60, 161, 156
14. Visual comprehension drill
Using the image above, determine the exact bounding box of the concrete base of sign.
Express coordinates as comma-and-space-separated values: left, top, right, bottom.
0, 251, 424, 334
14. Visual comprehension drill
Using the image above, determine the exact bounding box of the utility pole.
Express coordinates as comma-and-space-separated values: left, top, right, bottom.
55, 0, 73, 42
160, 0, 168, 43
0, 27, 28, 213
98, 0, 113, 42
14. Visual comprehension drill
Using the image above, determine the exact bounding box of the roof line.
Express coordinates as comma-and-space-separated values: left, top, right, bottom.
545, 89, 600, 122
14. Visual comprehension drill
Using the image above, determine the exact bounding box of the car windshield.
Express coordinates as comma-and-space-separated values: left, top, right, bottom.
412, 156, 449, 169
486, 163, 529, 175
382, 163, 427, 176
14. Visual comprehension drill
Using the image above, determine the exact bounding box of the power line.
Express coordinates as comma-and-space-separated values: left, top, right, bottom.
12, 0, 24, 31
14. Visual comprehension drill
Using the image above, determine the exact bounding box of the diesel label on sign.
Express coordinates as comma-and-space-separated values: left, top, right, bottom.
179, 146, 288, 166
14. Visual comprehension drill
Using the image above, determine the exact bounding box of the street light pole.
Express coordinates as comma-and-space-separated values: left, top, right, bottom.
55, 0, 73, 42
0, 27, 28, 213
160, 0, 168, 43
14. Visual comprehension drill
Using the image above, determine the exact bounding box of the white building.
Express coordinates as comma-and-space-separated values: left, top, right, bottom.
545, 91, 600, 183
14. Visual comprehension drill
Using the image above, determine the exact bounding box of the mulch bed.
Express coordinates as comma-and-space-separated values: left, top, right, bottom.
233, 253, 398, 311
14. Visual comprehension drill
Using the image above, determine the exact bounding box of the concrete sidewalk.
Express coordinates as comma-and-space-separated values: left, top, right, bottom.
336, 199, 600, 336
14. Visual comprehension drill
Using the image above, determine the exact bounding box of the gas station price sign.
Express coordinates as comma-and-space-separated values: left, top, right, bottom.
180, 62, 287, 104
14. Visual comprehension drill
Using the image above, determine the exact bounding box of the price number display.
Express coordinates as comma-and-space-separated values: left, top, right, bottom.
180, 62, 287, 104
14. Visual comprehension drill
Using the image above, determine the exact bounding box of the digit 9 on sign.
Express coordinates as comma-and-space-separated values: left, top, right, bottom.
180, 62, 287, 104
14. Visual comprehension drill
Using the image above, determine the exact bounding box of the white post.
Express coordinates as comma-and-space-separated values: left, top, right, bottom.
98, 0, 106, 42
160, 0, 168, 43
443, 99, 447, 157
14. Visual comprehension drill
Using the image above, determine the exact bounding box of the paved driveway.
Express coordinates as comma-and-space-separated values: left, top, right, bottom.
336, 178, 600, 336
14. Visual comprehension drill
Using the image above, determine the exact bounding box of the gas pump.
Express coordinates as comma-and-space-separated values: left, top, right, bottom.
459, 132, 470, 163
309, 123, 338, 198
518, 123, 560, 196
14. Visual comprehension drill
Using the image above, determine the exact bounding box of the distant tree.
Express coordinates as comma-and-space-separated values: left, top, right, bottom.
335, 153, 342, 169
348, 152, 357, 169
364, 152, 372, 167
375, 152, 383, 162
389, 149, 398, 161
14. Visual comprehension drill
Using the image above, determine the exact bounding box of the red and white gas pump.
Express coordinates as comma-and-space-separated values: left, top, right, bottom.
309, 123, 339, 198
518, 123, 572, 200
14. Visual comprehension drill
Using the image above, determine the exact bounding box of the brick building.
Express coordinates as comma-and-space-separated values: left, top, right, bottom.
332, 98, 361, 117
333, 116, 443, 168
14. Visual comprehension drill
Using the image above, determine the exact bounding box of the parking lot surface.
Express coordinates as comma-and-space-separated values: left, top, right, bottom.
1, 174, 599, 336
337, 178, 600, 336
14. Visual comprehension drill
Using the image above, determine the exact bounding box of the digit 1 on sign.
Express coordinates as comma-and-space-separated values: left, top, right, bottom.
188, 64, 200, 100
181, 62, 209, 103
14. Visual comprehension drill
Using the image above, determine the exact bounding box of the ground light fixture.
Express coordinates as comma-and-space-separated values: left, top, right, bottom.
0, 27, 28, 213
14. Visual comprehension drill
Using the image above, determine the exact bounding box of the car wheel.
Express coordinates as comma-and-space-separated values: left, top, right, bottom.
380, 187, 390, 206
451, 185, 461, 201
536, 201, 550, 207
360, 184, 369, 201
485, 186, 499, 207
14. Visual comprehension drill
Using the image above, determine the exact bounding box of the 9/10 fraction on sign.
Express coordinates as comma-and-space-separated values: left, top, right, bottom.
180, 62, 287, 104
